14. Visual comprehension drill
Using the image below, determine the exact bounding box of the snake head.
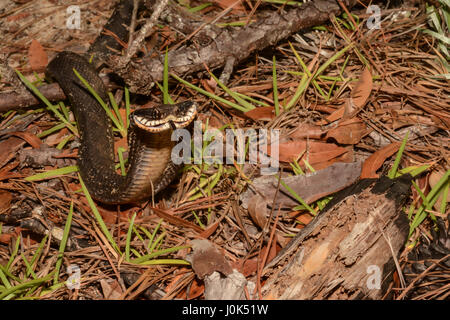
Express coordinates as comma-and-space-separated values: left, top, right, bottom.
131, 101, 197, 132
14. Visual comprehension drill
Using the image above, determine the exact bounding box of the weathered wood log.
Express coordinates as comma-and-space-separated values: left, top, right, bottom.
261, 174, 412, 299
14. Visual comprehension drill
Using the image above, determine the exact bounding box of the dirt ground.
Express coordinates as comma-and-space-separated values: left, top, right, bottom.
0, 0, 448, 300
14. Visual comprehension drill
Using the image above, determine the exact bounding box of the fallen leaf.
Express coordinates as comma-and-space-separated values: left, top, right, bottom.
288, 123, 326, 140
0, 136, 25, 169
244, 107, 276, 121
247, 194, 269, 228
325, 118, 370, 144
318, 67, 373, 124
211, 0, 245, 12
8, 131, 42, 149
346, 67, 373, 116
0, 233, 15, 245
188, 278, 205, 300
198, 219, 221, 239
187, 239, 233, 279
28, 39, 48, 72
360, 142, 401, 179
0, 161, 21, 181
100, 279, 123, 300
274, 140, 348, 164
0, 190, 13, 214
240, 162, 362, 208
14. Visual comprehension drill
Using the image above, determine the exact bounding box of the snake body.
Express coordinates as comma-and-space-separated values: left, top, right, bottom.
46, 1, 196, 204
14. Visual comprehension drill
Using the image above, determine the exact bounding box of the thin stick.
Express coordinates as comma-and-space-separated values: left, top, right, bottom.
120, 0, 169, 66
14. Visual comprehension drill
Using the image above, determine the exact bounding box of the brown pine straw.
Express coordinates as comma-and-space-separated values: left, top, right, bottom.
396, 254, 450, 300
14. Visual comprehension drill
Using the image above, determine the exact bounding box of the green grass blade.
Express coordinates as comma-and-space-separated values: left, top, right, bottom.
72, 68, 124, 134
6, 235, 21, 271
37, 122, 69, 139
163, 48, 169, 104
188, 2, 212, 13
388, 131, 409, 179
135, 259, 190, 266
131, 245, 190, 264
280, 179, 317, 215
56, 134, 73, 150
315, 43, 354, 79
208, 72, 255, 111
53, 201, 73, 285
0, 273, 53, 300
156, 82, 175, 104
439, 177, 449, 214
172, 73, 252, 112
15, 70, 78, 135
124, 87, 131, 129
117, 147, 127, 176
146, 219, 163, 252
0, 268, 11, 289
108, 92, 125, 135
20, 253, 36, 280
78, 174, 121, 254
125, 212, 137, 262
59, 101, 70, 121
25, 165, 78, 182
409, 170, 450, 237
422, 29, 450, 45
284, 73, 309, 110
148, 231, 165, 254
28, 234, 48, 277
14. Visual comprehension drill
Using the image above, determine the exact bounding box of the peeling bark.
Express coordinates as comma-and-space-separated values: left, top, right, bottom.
261, 175, 412, 300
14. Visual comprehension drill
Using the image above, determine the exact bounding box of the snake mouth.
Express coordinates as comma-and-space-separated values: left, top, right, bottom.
131, 101, 197, 132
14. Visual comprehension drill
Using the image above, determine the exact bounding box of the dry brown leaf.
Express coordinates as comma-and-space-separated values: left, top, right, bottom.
244, 106, 276, 121
188, 239, 233, 279
187, 278, 205, 300
0, 137, 25, 169
211, 0, 245, 12
318, 105, 345, 125
240, 162, 362, 209
288, 123, 326, 140
247, 194, 269, 229
9, 131, 42, 149
198, 220, 220, 239
0, 190, 13, 214
28, 39, 48, 72
346, 67, 373, 116
325, 118, 370, 144
100, 279, 123, 300
0, 161, 21, 181
360, 142, 401, 179
0, 233, 15, 245
318, 67, 373, 125
274, 140, 348, 164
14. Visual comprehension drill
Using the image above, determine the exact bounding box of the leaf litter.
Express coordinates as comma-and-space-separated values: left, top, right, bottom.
0, 0, 448, 300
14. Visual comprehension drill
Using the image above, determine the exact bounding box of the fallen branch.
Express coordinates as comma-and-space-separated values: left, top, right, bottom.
0, 0, 359, 111
114, 0, 359, 94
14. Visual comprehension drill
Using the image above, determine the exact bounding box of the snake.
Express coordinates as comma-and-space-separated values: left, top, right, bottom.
45, 1, 197, 204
